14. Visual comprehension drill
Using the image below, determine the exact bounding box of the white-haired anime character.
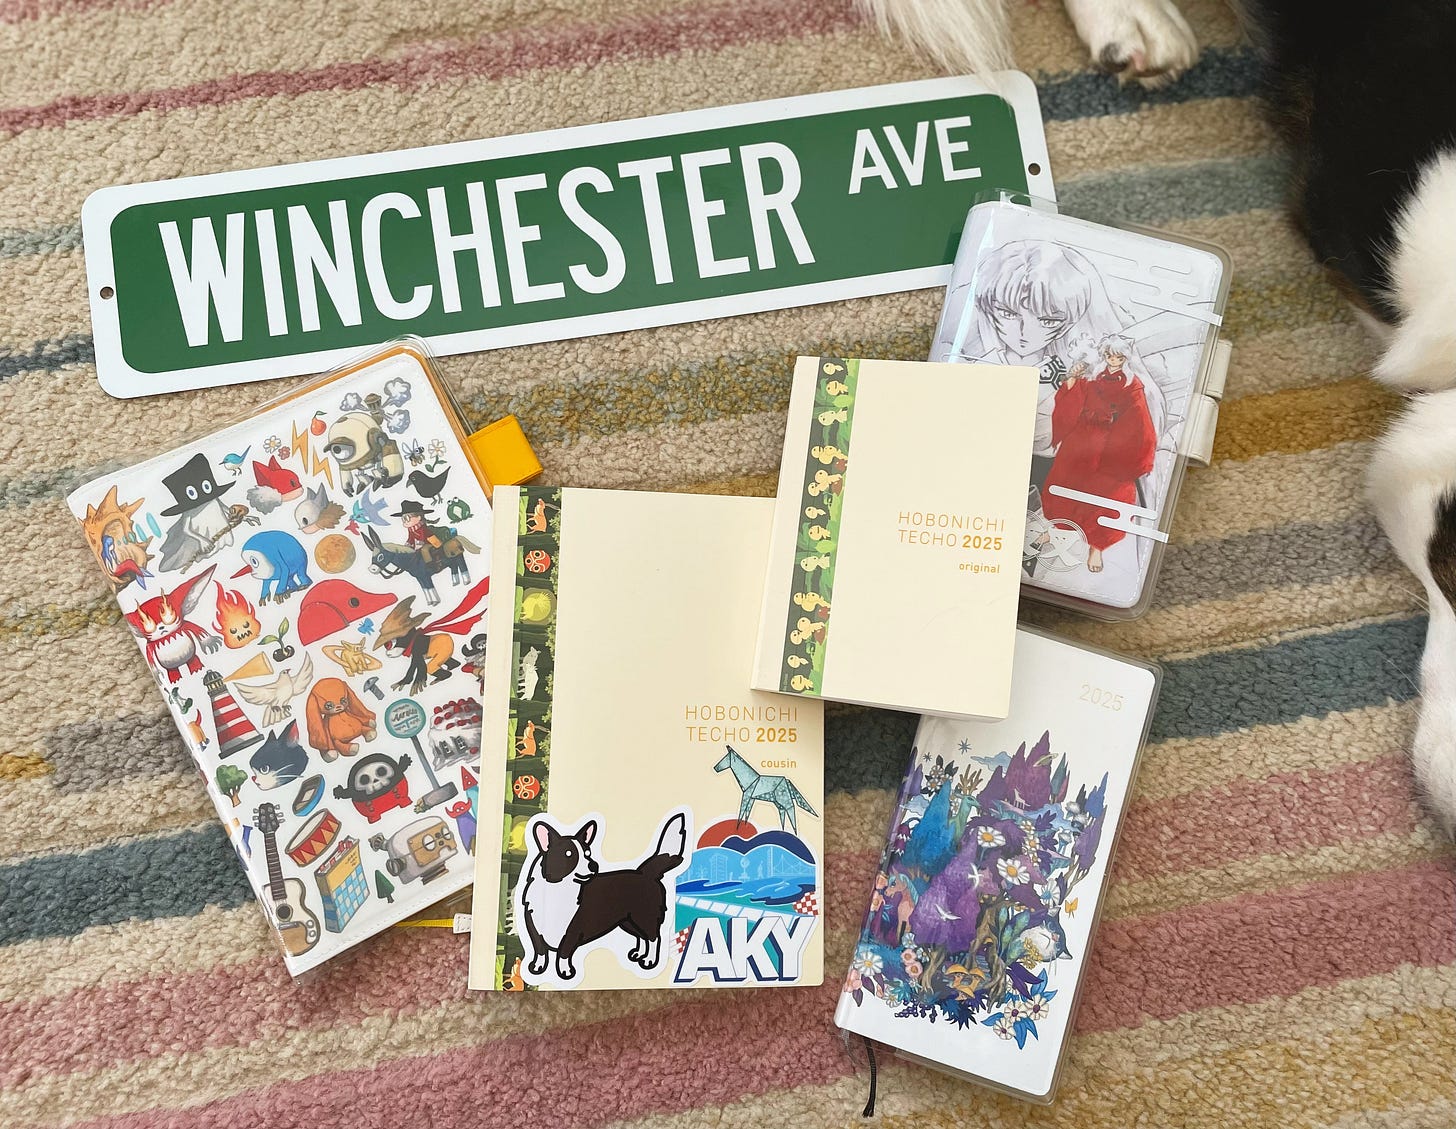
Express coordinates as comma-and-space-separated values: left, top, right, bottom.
1037, 334, 1159, 573
936, 239, 1179, 571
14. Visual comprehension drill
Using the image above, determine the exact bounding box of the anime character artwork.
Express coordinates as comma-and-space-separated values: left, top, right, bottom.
1037, 335, 1158, 576
934, 204, 1225, 608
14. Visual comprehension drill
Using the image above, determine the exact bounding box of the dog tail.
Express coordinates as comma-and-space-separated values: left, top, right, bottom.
856, 0, 1013, 76
639, 812, 688, 881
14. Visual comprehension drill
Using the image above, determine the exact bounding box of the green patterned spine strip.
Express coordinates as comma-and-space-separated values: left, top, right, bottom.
494, 485, 561, 989
779, 357, 858, 694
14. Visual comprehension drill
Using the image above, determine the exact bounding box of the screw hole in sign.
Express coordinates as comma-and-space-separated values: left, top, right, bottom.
1027, 162, 1041, 177
100, 286, 114, 299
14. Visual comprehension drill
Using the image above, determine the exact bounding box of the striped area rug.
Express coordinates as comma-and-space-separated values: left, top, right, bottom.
3, 0, 1454, 1125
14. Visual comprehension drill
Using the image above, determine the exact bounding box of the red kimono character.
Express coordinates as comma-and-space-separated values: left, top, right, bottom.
1041, 353, 1157, 570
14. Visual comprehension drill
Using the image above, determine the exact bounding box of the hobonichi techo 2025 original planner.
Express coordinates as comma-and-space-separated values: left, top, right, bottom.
66, 339, 493, 975
752, 355, 1038, 720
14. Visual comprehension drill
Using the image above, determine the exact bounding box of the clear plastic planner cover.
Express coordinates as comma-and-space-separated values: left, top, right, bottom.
932, 199, 1228, 616
65, 338, 492, 975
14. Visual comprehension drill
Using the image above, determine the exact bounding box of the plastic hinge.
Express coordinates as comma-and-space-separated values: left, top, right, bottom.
1204, 339, 1232, 401
1183, 396, 1220, 468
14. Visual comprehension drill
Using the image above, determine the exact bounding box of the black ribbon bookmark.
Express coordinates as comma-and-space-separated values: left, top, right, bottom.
861, 1035, 878, 1118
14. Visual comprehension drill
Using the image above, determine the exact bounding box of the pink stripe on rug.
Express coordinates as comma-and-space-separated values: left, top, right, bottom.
0, 926, 466, 1088
54, 860, 1456, 1129
1115, 753, 1422, 880
68, 980, 854, 1129
4, 744, 1439, 1089
1075, 858, 1456, 1032
0, 848, 879, 1087
0, 0, 859, 135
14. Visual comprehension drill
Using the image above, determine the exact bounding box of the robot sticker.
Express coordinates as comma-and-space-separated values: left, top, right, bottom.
371, 815, 457, 885
326, 397, 405, 495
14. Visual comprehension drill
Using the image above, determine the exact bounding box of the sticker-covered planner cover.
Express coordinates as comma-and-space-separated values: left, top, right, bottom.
469, 487, 826, 992
65, 342, 492, 975
834, 630, 1157, 1102
933, 201, 1225, 609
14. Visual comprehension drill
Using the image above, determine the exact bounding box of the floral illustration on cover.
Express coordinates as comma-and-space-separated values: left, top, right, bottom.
842, 732, 1107, 1048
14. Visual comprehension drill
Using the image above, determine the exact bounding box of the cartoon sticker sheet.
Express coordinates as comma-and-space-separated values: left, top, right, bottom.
933, 201, 1226, 610
833, 629, 1156, 1101
67, 344, 492, 975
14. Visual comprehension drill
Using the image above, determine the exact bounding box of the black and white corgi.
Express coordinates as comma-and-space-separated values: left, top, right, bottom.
518, 812, 688, 982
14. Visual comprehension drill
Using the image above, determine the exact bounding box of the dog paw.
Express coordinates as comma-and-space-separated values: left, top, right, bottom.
527, 955, 548, 976
1064, 0, 1199, 90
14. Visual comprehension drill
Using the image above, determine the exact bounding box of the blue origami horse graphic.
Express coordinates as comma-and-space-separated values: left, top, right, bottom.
713, 746, 819, 833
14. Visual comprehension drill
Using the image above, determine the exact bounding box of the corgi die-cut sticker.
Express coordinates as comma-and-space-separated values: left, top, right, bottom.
516, 810, 690, 986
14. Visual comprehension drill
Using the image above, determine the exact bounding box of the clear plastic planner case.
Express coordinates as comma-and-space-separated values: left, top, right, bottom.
66, 338, 493, 975
932, 197, 1231, 618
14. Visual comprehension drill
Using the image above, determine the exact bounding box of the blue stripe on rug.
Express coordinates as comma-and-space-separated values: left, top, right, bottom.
1, 614, 1422, 944
1037, 45, 1258, 121
823, 616, 1424, 797
0, 827, 251, 945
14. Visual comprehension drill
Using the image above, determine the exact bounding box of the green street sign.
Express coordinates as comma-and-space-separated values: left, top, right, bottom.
82, 77, 1052, 397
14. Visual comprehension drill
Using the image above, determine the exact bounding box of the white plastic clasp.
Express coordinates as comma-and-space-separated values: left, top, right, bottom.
1045, 485, 1169, 543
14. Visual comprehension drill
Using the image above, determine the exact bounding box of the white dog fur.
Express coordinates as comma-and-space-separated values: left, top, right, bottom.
860, 0, 1200, 85
1366, 151, 1456, 838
